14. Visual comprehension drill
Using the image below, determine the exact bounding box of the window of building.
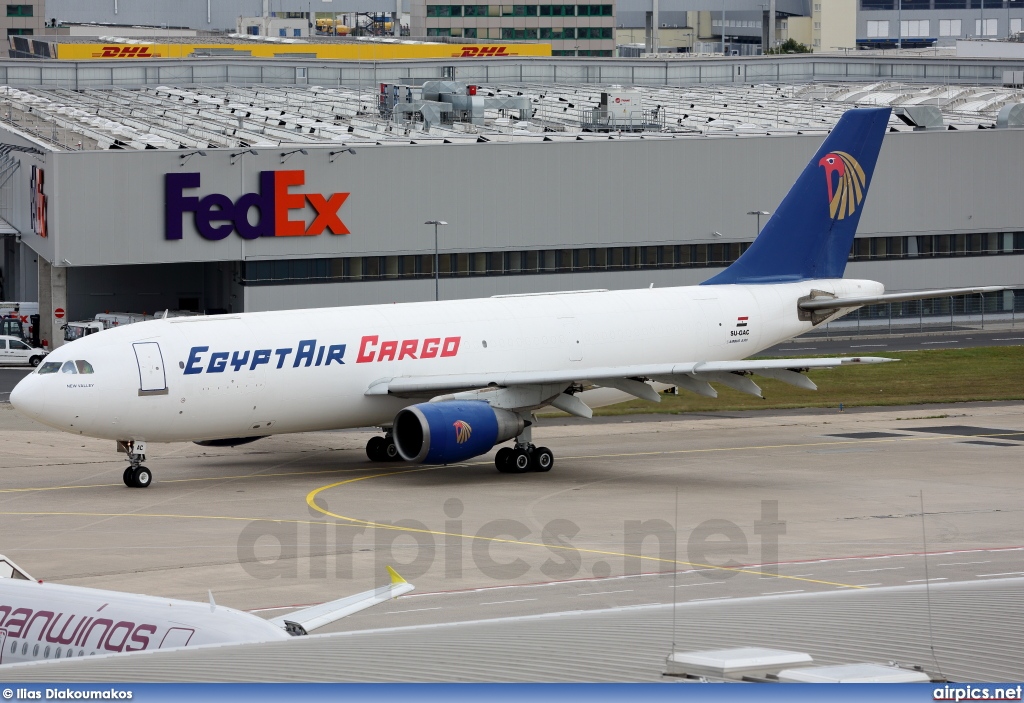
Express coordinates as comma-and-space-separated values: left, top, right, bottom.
935, 0, 966, 7
464, 5, 488, 16
6, 4, 32, 16
577, 4, 612, 15
551, 49, 576, 55
866, 20, 889, 37
1013, 18, 1023, 34
939, 19, 962, 36
426, 27, 453, 35
513, 4, 538, 15
861, 0, 895, 8
6, 27, 32, 35
901, 0, 931, 9
539, 4, 574, 16
901, 19, 930, 37
463, 27, 478, 37
976, 18, 997, 35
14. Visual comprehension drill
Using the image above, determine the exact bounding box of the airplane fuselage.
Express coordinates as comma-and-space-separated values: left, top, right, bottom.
12, 279, 880, 444
0, 578, 288, 667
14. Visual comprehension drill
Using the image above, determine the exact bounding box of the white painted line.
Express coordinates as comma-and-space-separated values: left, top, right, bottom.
577, 589, 633, 597
851, 583, 883, 587
385, 607, 442, 614
690, 596, 732, 602
777, 347, 817, 351
670, 582, 720, 588
921, 340, 957, 344
907, 578, 947, 583
850, 344, 886, 348
992, 338, 1024, 341
787, 574, 815, 577
938, 561, 991, 567
976, 572, 1024, 578
848, 567, 905, 573
480, 598, 538, 606
761, 589, 805, 595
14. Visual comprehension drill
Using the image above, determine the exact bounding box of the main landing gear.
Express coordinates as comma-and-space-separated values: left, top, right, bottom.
366, 431, 399, 462
118, 440, 153, 488
495, 424, 553, 473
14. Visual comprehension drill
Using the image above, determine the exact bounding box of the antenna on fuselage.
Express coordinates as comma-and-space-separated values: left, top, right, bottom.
208, 590, 217, 613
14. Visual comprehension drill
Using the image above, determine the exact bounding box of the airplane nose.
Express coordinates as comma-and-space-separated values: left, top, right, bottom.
9, 373, 45, 420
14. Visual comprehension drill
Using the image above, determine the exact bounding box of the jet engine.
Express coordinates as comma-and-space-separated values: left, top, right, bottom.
392, 400, 524, 464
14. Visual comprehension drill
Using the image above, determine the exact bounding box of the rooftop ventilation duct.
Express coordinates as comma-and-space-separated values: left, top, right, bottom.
996, 102, 1024, 128
894, 105, 944, 130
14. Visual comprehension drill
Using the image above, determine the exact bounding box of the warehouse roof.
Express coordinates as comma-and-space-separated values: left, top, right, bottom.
2, 578, 1021, 683
1, 79, 1022, 152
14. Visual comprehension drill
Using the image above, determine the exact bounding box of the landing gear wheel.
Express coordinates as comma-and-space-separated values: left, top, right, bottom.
532, 447, 554, 472
131, 466, 152, 488
382, 440, 399, 461
495, 447, 514, 473
509, 448, 532, 473
122, 468, 134, 487
366, 436, 385, 462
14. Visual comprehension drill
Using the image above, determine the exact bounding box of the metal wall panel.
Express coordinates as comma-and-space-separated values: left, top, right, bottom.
28, 128, 1024, 271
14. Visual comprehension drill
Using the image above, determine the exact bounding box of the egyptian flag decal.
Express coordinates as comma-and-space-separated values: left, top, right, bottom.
736, 316, 748, 328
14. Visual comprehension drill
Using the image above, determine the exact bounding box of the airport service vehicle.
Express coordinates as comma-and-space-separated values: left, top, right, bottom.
63, 313, 163, 343
0, 554, 413, 667
0, 301, 38, 342
0, 335, 46, 367
8, 107, 1004, 487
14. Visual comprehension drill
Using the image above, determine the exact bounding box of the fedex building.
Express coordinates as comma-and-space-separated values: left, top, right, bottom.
0, 53, 1023, 348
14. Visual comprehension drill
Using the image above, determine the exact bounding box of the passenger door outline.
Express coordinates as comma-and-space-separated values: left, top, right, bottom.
133, 341, 168, 395
158, 627, 194, 650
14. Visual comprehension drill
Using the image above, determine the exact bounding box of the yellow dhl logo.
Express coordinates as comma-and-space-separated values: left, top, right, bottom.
92, 46, 160, 58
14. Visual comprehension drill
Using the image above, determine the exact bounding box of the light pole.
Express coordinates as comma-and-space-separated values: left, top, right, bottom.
424, 220, 448, 301
747, 210, 770, 236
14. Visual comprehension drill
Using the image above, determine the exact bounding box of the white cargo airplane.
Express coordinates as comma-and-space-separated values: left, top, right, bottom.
9, 107, 1003, 487
0, 555, 412, 666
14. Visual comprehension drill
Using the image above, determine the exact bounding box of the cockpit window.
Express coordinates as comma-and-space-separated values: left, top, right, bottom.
75, 360, 94, 374
61, 360, 77, 374
37, 361, 61, 375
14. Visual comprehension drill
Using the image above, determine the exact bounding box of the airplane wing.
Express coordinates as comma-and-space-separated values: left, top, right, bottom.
365, 356, 895, 416
269, 566, 414, 636
798, 285, 1007, 311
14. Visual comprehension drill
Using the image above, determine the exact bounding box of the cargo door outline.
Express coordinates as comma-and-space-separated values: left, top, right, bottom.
0, 628, 6, 664
133, 342, 168, 395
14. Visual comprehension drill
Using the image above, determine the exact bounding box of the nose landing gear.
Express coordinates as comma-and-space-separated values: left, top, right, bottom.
118, 440, 153, 488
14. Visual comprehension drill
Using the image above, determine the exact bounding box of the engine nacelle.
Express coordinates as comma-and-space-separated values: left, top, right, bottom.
393, 400, 524, 464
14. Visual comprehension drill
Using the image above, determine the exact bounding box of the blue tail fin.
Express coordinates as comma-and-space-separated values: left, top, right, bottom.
703, 107, 890, 285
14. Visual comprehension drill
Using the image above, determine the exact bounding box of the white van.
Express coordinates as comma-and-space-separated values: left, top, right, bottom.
0, 335, 48, 366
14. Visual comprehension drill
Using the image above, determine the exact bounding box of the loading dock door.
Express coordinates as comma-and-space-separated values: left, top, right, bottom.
133, 342, 168, 395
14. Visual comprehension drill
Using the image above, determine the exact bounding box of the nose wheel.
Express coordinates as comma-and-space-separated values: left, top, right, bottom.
122, 466, 152, 488
118, 440, 153, 488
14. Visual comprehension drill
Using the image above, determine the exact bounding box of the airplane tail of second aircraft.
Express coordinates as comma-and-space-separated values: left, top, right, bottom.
703, 106, 891, 286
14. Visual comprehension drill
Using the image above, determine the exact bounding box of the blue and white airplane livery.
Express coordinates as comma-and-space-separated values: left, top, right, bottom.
9, 107, 1001, 487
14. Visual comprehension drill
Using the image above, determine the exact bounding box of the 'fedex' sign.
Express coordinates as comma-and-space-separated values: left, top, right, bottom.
165, 170, 350, 241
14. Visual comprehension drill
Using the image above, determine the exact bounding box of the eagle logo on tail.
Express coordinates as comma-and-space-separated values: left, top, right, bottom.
818, 151, 867, 220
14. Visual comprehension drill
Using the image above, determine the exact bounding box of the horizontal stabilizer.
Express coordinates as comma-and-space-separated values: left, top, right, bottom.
270, 567, 413, 635
799, 286, 1007, 311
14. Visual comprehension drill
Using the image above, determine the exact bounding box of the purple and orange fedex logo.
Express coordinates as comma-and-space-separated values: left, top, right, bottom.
165, 170, 349, 241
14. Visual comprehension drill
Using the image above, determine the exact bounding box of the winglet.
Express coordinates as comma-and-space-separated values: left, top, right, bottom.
387, 566, 407, 586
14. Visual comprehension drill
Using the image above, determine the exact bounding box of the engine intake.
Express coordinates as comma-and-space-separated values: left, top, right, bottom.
393, 400, 524, 464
